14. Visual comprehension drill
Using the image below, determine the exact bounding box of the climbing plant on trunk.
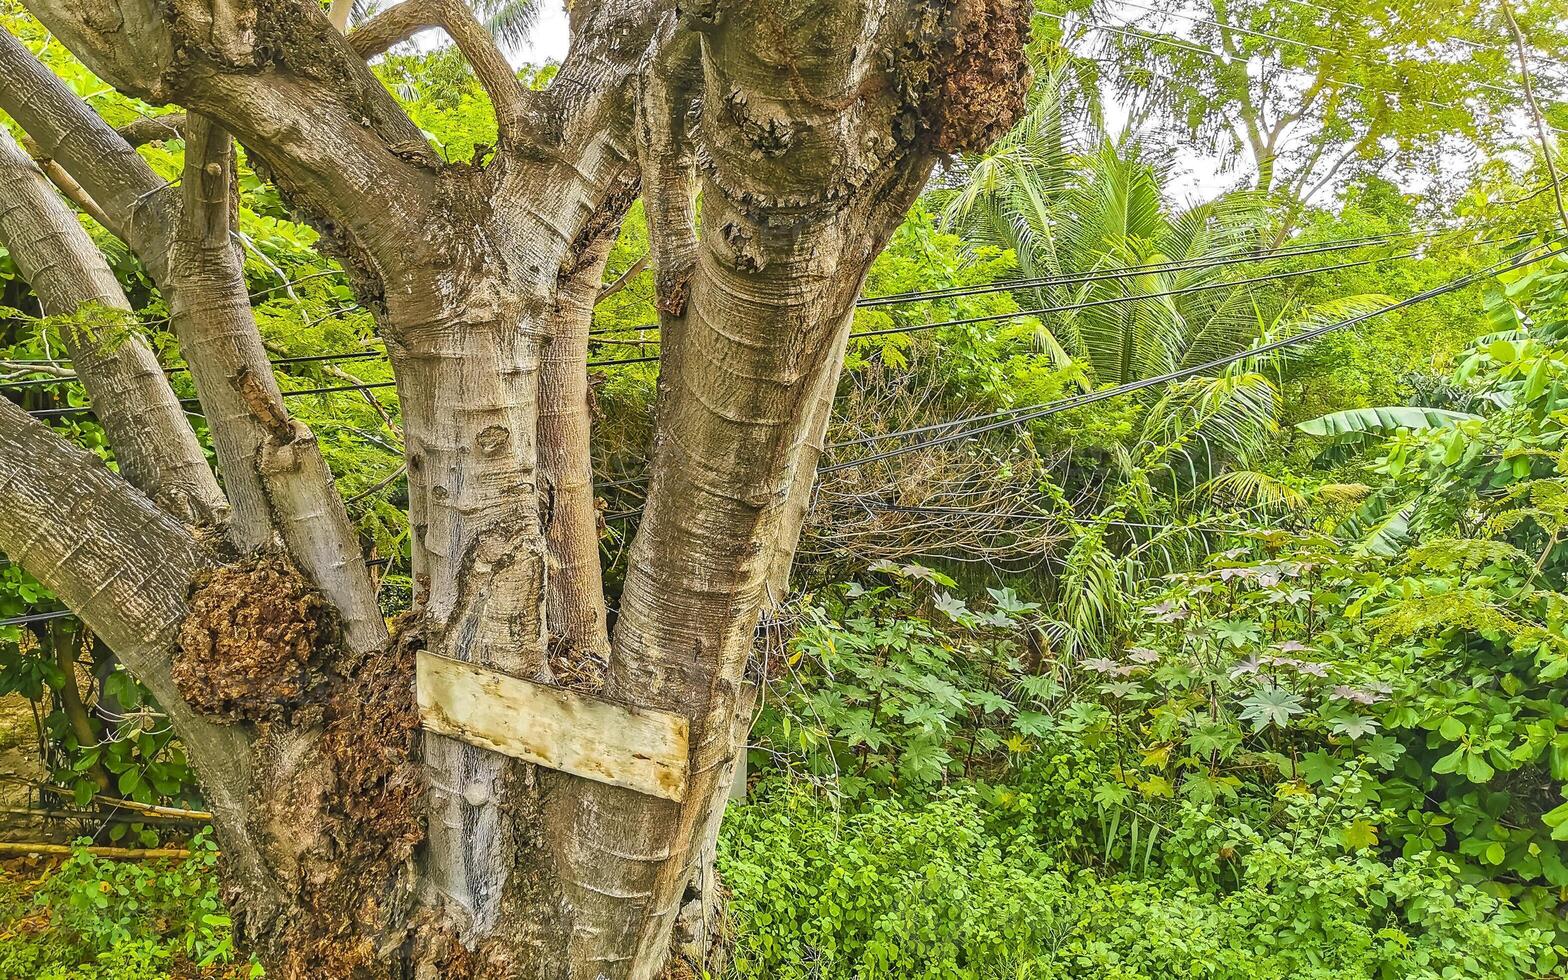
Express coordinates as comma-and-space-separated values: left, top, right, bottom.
0, 0, 1029, 977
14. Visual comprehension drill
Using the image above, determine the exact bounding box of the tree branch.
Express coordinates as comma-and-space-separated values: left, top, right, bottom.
595, 253, 648, 304
539, 210, 627, 666
0, 398, 211, 685
328, 0, 355, 32
0, 127, 228, 527
346, 0, 444, 57
17, 134, 117, 231
164, 115, 387, 654
117, 113, 185, 147
348, 0, 529, 138
0, 398, 212, 730
0, 32, 172, 246
0, 396, 271, 907
635, 25, 701, 316
18, 2, 443, 281
1503, 0, 1568, 231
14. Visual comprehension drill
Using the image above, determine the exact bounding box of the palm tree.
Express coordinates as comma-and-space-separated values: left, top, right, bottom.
945, 68, 1393, 658
333, 0, 543, 52
948, 93, 1272, 386
947, 66, 1393, 480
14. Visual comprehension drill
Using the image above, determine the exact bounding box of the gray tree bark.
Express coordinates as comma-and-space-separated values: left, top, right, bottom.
541, 220, 621, 667
0, 0, 1032, 975
0, 34, 385, 655
0, 397, 281, 917
0, 126, 228, 526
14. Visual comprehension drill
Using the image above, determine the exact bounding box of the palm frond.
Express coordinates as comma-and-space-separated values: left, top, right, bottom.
1197, 470, 1307, 512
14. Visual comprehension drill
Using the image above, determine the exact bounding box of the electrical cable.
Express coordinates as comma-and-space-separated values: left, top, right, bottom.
0, 226, 1529, 391
25, 379, 400, 420
0, 609, 74, 627
600, 238, 1567, 520
853, 229, 1420, 307
22, 237, 1430, 415
576, 243, 1442, 371
817, 240, 1568, 473
847, 248, 1415, 340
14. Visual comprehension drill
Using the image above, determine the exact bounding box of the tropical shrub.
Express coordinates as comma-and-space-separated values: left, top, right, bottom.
0, 830, 256, 979
719, 781, 1561, 979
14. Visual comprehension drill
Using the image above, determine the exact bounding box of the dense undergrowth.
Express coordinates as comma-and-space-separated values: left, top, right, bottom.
708, 252, 1568, 978
0, 831, 253, 980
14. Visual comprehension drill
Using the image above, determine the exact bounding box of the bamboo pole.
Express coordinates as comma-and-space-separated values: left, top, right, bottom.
92, 794, 213, 821
0, 805, 201, 827
0, 841, 191, 859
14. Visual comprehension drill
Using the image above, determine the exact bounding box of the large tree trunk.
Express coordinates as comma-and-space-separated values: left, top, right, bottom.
0, 0, 1032, 976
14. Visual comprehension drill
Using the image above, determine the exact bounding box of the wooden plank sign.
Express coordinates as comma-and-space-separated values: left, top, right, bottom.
415, 651, 690, 802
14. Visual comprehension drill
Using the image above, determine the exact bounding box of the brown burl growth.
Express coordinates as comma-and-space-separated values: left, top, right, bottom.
231, 615, 458, 980
174, 566, 443, 978
927, 0, 1034, 154
173, 556, 337, 722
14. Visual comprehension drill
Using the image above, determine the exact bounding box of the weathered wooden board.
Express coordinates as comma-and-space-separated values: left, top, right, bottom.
415, 651, 690, 802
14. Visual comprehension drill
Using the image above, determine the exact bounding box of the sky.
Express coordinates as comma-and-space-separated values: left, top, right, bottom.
512, 2, 569, 66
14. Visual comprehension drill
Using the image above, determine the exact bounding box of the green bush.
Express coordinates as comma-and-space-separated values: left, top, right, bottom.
0, 830, 257, 980
718, 782, 1562, 980
720, 786, 1071, 978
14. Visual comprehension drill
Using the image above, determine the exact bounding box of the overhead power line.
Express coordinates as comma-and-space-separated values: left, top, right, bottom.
0, 225, 1529, 392
25, 379, 400, 420
3, 226, 1433, 381
600, 238, 1567, 522
576, 244, 1436, 372
847, 248, 1412, 340
0, 609, 74, 628
1, 553, 398, 627
589, 224, 1521, 333
17, 237, 1433, 418
817, 240, 1568, 473
0, 346, 389, 391
853, 229, 1408, 307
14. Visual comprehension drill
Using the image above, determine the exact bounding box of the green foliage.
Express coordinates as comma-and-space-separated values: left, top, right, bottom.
4, 8, 1568, 975
0, 614, 198, 831
753, 562, 1047, 798
1081, 0, 1563, 203
0, 831, 258, 980
1296, 405, 1482, 441
719, 780, 1561, 979
375, 47, 500, 164
733, 238, 1568, 973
